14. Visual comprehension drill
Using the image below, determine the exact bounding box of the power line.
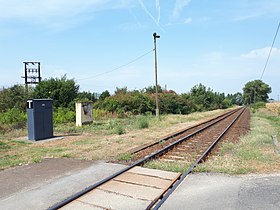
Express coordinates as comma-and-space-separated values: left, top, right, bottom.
77, 49, 154, 81
260, 21, 280, 80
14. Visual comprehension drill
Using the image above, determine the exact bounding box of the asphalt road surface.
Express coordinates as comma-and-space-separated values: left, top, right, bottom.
1, 158, 280, 210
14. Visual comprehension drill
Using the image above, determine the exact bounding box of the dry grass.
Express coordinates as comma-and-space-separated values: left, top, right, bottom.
3, 107, 279, 175
0, 109, 230, 170
196, 108, 280, 174
266, 102, 280, 115
145, 108, 280, 175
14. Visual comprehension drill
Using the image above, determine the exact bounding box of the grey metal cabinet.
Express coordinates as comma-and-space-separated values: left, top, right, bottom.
27, 99, 53, 140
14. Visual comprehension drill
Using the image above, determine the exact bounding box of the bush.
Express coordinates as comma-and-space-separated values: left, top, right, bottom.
93, 109, 113, 120
0, 85, 28, 112
0, 108, 27, 125
0, 108, 27, 132
251, 102, 266, 110
53, 107, 75, 124
136, 116, 149, 129
114, 125, 126, 135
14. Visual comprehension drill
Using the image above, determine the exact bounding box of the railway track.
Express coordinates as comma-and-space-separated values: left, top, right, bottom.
49, 106, 249, 210
130, 107, 242, 162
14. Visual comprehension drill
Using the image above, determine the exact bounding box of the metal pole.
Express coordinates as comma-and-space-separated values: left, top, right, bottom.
38, 62, 41, 82
153, 32, 160, 117
24, 62, 28, 94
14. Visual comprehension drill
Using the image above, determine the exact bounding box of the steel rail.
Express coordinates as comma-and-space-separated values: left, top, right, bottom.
48, 107, 244, 210
131, 108, 241, 154
151, 106, 247, 210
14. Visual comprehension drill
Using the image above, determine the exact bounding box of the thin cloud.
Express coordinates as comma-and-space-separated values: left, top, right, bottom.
166, 17, 192, 26
155, 0, 161, 24
0, 0, 102, 19
172, 0, 191, 19
241, 47, 280, 59
138, 0, 165, 32
0, 0, 132, 29
184, 17, 192, 24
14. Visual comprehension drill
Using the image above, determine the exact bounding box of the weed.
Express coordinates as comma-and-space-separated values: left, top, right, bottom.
108, 119, 118, 130
144, 160, 190, 174
115, 138, 124, 143
61, 153, 75, 158
72, 139, 95, 145
117, 153, 132, 161
53, 107, 75, 124
0, 108, 27, 133
136, 116, 149, 129
237, 147, 267, 161
114, 126, 126, 135
0, 141, 11, 150
32, 156, 42, 163
219, 142, 236, 155
0, 154, 24, 169
11, 140, 30, 145
0, 108, 27, 125
55, 123, 82, 134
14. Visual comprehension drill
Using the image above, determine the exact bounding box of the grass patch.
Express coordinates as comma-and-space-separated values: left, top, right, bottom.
197, 109, 280, 174
61, 153, 75, 158
144, 160, 191, 174
0, 141, 11, 150
72, 139, 96, 145
145, 108, 280, 175
0, 108, 236, 170
237, 147, 267, 161
0, 154, 25, 169
136, 116, 149, 129
116, 152, 133, 161
114, 126, 126, 135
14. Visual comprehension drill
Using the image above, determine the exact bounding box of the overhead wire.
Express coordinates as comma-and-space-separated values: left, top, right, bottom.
260, 21, 280, 80
77, 49, 154, 81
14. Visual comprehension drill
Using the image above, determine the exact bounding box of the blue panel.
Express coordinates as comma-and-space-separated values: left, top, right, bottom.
27, 99, 53, 141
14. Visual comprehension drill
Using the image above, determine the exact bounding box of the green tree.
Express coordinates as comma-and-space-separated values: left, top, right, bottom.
243, 80, 271, 104
76, 91, 96, 102
227, 92, 243, 106
189, 84, 212, 111
144, 85, 163, 94
115, 87, 128, 95
0, 84, 27, 112
32, 75, 79, 108
99, 90, 110, 101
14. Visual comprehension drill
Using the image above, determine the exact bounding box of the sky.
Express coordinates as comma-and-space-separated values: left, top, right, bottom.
0, 0, 279, 99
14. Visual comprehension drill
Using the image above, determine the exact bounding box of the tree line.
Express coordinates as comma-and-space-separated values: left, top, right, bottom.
0, 75, 271, 117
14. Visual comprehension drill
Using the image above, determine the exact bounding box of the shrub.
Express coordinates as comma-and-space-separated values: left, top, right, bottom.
0, 84, 28, 112
114, 125, 126, 135
251, 102, 266, 110
136, 116, 149, 129
53, 107, 75, 124
93, 109, 111, 120
0, 108, 27, 125
117, 152, 132, 161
